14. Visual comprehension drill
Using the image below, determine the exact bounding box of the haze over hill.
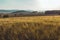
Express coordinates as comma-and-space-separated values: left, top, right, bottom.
0, 10, 33, 13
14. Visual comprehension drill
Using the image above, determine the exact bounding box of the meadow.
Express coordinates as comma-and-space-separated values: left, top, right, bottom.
0, 16, 60, 40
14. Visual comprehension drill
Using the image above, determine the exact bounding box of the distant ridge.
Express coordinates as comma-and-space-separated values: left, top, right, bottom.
0, 10, 33, 13
0, 10, 19, 13
12, 10, 32, 13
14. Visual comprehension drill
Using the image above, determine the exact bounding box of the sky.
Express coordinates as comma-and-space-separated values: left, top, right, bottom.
0, 0, 60, 11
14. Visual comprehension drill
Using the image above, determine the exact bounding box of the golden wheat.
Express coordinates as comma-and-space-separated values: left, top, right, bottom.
0, 16, 60, 40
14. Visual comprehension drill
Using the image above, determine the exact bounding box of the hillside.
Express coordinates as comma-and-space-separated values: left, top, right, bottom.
0, 16, 60, 40
0, 10, 33, 13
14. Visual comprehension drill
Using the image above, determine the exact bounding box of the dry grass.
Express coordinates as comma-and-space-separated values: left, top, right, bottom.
0, 16, 60, 40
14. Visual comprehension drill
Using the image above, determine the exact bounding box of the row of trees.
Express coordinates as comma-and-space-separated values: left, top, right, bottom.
0, 11, 44, 18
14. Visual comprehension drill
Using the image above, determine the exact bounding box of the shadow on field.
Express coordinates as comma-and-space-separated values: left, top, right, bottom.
0, 22, 60, 40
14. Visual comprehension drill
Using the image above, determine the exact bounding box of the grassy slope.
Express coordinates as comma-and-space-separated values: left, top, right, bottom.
0, 16, 60, 40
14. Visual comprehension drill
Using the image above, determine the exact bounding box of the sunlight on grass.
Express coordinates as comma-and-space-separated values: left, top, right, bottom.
0, 16, 60, 40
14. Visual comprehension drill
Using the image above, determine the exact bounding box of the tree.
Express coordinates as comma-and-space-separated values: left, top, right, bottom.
3, 15, 9, 18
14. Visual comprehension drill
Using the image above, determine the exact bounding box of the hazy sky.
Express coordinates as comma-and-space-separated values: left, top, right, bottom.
0, 0, 60, 11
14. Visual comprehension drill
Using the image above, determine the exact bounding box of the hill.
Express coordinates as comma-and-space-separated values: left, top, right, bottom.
0, 16, 60, 40
0, 10, 33, 13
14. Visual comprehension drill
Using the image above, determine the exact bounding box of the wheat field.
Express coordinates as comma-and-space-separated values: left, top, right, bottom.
0, 16, 60, 40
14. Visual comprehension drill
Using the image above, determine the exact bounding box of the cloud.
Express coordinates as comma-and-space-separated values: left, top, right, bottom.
38, 0, 60, 10
1, 0, 60, 11
0, 0, 38, 10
